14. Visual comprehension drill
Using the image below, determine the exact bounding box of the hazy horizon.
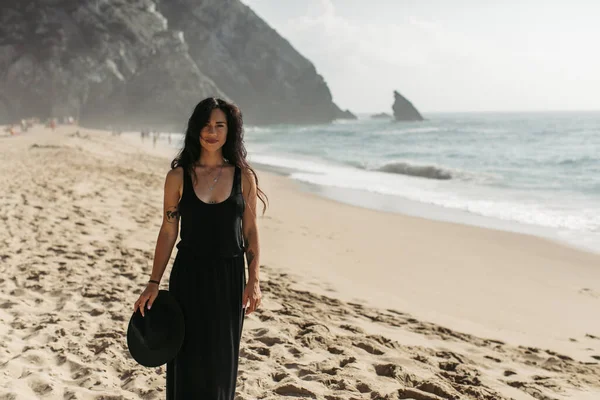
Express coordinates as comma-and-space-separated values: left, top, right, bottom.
354, 109, 600, 117
242, 0, 600, 115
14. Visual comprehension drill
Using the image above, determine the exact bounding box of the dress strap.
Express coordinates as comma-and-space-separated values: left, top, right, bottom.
181, 166, 192, 200
234, 165, 242, 194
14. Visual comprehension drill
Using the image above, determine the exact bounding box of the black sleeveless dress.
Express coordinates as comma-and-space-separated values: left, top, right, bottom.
166, 165, 246, 400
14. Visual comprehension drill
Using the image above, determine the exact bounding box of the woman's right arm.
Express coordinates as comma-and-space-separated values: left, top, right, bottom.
148, 167, 183, 285
133, 167, 183, 316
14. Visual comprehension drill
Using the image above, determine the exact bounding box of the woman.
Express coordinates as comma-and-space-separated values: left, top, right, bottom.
132, 97, 268, 399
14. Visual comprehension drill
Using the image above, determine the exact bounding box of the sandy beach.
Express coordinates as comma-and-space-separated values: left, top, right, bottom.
1, 125, 600, 400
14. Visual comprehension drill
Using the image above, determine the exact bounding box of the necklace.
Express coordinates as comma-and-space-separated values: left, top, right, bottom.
200, 162, 225, 192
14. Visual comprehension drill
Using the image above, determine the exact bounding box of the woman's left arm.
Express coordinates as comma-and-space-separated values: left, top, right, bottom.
241, 168, 262, 315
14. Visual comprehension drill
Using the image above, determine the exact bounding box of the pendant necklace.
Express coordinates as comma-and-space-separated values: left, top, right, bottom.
203, 163, 224, 192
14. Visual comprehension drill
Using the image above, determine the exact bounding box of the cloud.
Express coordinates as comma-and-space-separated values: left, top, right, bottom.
298, 2, 484, 61
272, 0, 486, 110
243, 0, 600, 112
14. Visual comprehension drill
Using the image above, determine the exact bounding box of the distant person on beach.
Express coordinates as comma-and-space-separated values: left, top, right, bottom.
132, 97, 268, 399
152, 132, 158, 148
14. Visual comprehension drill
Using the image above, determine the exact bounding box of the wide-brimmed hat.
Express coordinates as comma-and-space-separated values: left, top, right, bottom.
127, 290, 185, 367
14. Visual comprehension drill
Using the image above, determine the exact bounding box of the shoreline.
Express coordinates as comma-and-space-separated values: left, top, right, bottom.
250, 161, 600, 257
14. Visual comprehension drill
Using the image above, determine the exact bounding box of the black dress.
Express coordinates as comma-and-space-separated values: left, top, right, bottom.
167, 165, 246, 399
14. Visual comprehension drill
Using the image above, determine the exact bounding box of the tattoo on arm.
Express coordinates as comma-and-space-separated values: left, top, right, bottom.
246, 249, 255, 267
166, 206, 179, 223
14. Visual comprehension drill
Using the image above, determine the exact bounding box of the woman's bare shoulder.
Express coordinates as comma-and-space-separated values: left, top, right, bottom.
240, 166, 255, 179
165, 167, 184, 195
240, 166, 257, 192
167, 166, 185, 180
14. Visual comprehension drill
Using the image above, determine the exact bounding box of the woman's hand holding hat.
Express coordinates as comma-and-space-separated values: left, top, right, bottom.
127, 289, 185, 367
133, 284, 159, 317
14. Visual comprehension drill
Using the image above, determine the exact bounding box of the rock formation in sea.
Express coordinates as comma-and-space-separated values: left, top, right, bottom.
371, 112, 392, 119
392, 90, 424, 121
0, 0, 350, 128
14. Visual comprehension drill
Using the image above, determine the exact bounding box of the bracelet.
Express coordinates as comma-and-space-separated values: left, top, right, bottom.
148, 279, 160, 285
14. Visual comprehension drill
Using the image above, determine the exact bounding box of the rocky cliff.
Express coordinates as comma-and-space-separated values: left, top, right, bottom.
392, 90, 424, 122
0, 0, 345, 128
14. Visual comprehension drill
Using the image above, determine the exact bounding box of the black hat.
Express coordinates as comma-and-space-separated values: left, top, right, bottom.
127, 290, 185, 367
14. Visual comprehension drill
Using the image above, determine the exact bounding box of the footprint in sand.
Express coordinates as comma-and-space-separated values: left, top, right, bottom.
327, 346, 344, 355
339, 357, 356, 368
248, 345, 270, 357
255, 335, 286, 347
505, 381, 552, 400
355, 381, 372, 393
70, 364, 93, 381
270, 371, 289, 382
283, 345, 303, 358
374, 363, 401, 378
273, 383, 317, 398
0, 300, 18, 309
353, 341, 385, 355
87, 340, 111, 355
339, 324, 364, 334
29, 379, 53, 396
585, 333, 599, 340
63, 390, 77, 399
579, 288, 600, 298
240, 347, 266, 362
484, 355, 502, 363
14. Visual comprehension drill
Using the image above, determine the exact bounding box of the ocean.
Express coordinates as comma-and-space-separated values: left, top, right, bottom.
239, 112, 600, 253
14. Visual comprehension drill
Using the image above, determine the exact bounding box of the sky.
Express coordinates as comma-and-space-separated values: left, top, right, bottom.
241, 0, 600, 114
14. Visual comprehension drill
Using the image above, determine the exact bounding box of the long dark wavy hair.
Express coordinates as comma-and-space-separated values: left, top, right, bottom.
171, 98, 268, 214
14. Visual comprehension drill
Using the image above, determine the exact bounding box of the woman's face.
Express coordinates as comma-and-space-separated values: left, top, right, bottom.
200, 108, 228, 152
